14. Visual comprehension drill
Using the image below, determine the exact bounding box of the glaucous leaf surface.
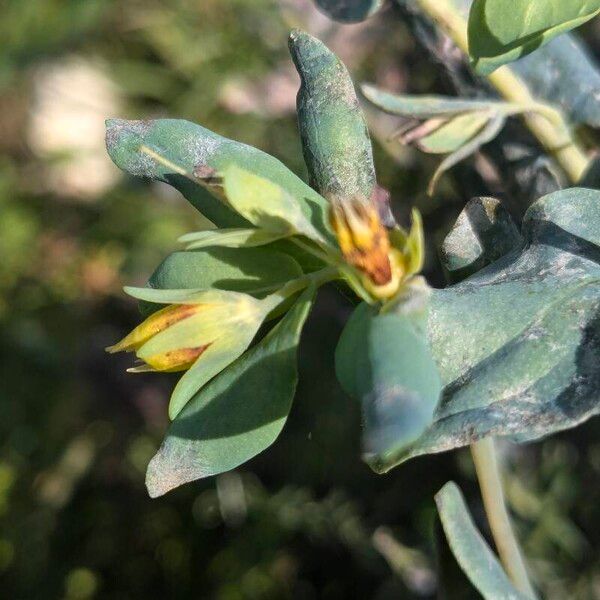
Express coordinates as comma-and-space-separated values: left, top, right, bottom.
105, 118, 331, 236
289, 30, 376, 203
511, 34, 600, 128
314, 0, 384, 23
440, 197, 523, 282
399, 187, 600, 465
435, 482, 530, 600
335, 294, 442, 472
145, 288, 315, 497
468, 0, 600, 74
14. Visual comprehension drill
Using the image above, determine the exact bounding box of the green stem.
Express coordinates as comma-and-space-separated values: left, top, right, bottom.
470, 437, 537, 599
414, 0, 590, 183
266, 266, 339, 306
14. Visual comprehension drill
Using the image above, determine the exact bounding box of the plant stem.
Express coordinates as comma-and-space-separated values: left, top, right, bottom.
414, 0, 589, 183
470, 437, 537, 599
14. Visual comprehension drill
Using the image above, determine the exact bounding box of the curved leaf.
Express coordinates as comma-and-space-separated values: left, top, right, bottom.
468, 0, 600, 75
335, 289, 442, 472
361, 85, 505, 118
105, 118, 331, 236
289, 30, 376, 203
390, 188, 600, 466
435, 482, 531, 600
145, 287, 315, 497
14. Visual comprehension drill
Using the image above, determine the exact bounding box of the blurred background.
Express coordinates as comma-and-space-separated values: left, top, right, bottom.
1, 1, 599, 598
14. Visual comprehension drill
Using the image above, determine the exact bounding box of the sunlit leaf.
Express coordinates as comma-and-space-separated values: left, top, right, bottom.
468, 0, 600, 74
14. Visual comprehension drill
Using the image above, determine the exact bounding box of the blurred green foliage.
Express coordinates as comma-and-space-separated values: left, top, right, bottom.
0, 1, 599, 598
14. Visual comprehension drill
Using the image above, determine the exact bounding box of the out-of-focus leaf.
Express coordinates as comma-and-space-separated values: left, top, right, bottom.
468, 0, 600, 75
435, 482, 530, 600
179, 228, 288, 250
314, 0, 384, 23
145, 287, 315, 497
105, 118, 331, 236
440, 197, 523, 282
222, 166, 328, 244
511, 34, 600, 128
289, 30, 376, 204
418, 113, 488, 154
335, 288, 442, 473
389, 188, 600, 467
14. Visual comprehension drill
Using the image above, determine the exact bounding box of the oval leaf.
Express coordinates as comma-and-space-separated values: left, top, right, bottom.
105, 118, 331, 236
289, 30, 376, 203
335, 299, 442, 473
392, 188, 600, 467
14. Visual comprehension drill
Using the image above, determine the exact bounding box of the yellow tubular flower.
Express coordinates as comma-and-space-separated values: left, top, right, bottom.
329, 197, 404, 300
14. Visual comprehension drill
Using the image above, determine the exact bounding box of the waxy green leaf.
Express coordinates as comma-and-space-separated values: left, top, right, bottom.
468, 0, 600, 74
105, 118, 331, 236
391, 188, 600, 466
289, 30, 376, 204
335, 290, 442, 473
145, 288, 315, 497
435, 482, 531, 600
361, 85, 507, 118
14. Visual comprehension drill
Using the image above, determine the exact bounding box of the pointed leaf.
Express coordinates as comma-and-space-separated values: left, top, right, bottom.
435, 482, 530, 600
385, 188, 600, 467
222, 166, 328, 244
145, 288, 315, 497
428, 114, 506, 194
361, 85, 505, 118
418, 112, 489, 154
289, 30, 376, 203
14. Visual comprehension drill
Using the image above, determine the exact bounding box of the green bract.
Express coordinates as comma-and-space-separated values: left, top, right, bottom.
468, 0, 600, 74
